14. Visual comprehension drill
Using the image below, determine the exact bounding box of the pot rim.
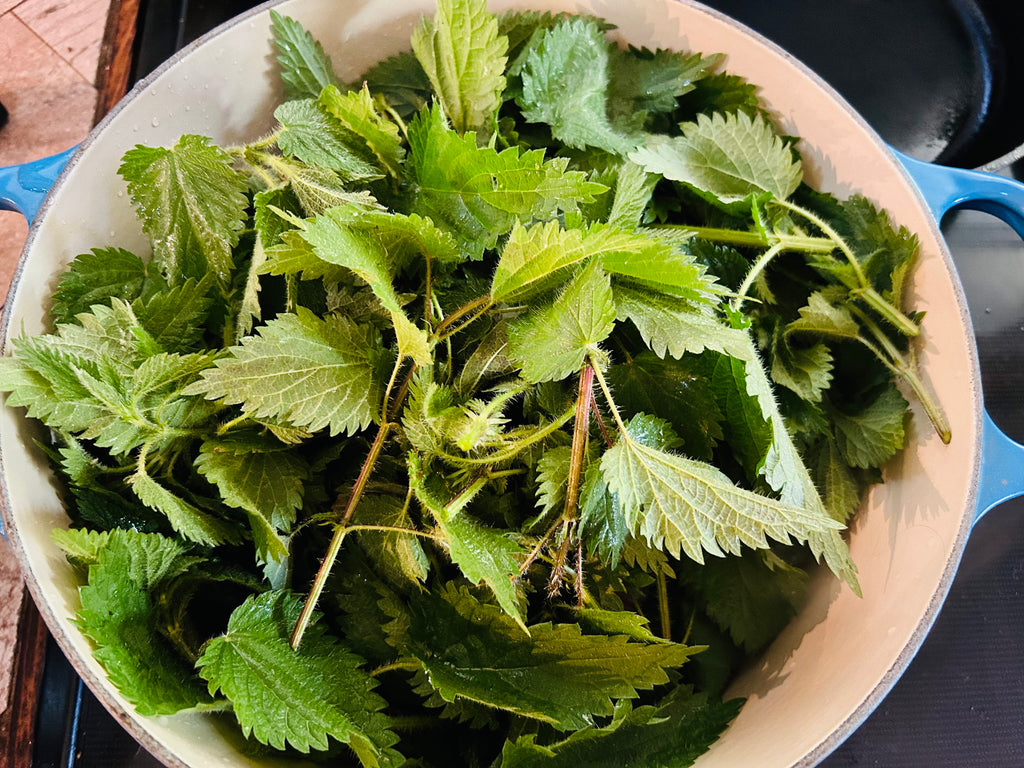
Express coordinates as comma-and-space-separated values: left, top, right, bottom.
0, 1, 983, 766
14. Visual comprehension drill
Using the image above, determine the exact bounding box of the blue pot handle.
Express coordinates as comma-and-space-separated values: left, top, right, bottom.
0, 146, 77, 224
894, 149, 1024, 522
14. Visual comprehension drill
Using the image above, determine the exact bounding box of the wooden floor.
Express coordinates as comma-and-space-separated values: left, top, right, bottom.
0, 0, 114, 760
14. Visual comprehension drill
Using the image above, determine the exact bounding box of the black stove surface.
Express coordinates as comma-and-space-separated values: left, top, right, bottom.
31, 1, 1024, 766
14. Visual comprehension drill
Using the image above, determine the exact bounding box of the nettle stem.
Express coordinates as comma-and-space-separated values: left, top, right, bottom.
431, 295, 493, 342
850, 306, 951, 443
290, 421, 392, 649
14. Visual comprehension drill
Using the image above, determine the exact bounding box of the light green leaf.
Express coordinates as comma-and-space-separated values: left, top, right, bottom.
508, 261, 616, 383
411, 0, 507, 135
185, 308, 382, 436
517, 17, 637, 155
275, 99, 382, 182
613, 284, 748, 360
318, 84, 405, 178
407, 105, 605, 259
786, 290, 861, 340
401, 584, 697, 730
600, 428, 841, 564
128, 466, 240, 547
269, 10, 342, 101
75, 529, 210, 715
118, 135, 248, 285
300, 206, 430, 365
607, 162, 657, 230
535, 445, 572, 518
630, 111, 802, 212
197, 591, 402, 764
132, 275, 214, 354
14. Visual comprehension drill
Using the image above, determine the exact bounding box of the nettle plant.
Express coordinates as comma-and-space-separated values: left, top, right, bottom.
0, 0, 946, 765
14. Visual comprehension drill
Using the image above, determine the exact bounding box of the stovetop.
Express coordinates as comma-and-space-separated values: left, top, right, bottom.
30, 1, 1024, 766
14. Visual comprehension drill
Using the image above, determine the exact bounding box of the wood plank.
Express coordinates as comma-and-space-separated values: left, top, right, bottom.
94, 0, 141, 123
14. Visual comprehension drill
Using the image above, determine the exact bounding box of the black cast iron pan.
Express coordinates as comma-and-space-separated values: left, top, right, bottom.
705, 0, 1024, 171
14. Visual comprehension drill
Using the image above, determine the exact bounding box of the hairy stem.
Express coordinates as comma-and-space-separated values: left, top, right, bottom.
657, 570, 671, 641
732, 241, 787, 312
431, 294, 493, 341
291, 422, 392, 649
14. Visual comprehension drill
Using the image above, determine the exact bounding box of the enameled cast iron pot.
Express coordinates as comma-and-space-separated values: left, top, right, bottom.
3, 1, 1024, 765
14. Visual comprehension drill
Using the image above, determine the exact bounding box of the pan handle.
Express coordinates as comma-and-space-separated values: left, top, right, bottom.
895, 149, 1024, 523
0, 146, 76, 224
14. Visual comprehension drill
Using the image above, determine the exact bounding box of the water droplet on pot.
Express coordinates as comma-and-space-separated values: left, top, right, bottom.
151, 117, 160, 127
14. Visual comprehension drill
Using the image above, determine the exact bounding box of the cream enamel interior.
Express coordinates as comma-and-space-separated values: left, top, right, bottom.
0, 1, 981, 766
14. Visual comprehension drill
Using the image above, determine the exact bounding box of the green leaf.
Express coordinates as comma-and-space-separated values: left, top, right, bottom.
279, 160, 381, 216
607, 161, 657, 230
786, 290, 861, 340
770, 325, 833, 403
51, 248, 147, 324
401, 584, 697, 730
630, 112, 802, 213
608, 46, 723, 119
197, 591, 402, 764
52, 527, 111, 567
681, 548, 808, 653
186, 308, 383, 436
834, 194, 919, 305
491, 219, 707, 304
600, 425, 841, 564
274, 99, 382, 182
128, 466, 240, 547
269, 10, 341, 101
613, 285, 749, 360
300, 206, 430, 365
813, 435, 862, 523
507, 261, 616, 383
578, 464, 629, 568
456, 320, 513, 394
517, 17, 637, 155
351, 493, 429, 585
676, 72, 761, 117
360, 50, 433, 122
407, 105, 605, 259
318, 84, 405, 178
409, 455, 527, 627
607, 352, 723, 462
411, 0, 508, 135
711, 352, 773, 484
75, 529, 210, 715
119, 135, 248, 285
830, 385, 908, 469
132, 275, 214, 354
535, 445, 572, 518
498, 686, 741, 768
195, 434, 309, 559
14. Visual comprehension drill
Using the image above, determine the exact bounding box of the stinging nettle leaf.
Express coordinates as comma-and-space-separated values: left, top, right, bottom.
75, 529, 211, 716
630, 111, 802, 213
401, 584, 698, 730
318, 84, 406, 178
600, 426, 842, 564
118, 135, 248, 285
517, 16, 638, 156
274, 99, 382, 182
51, 248, 147, 325
185, 308, 383, 436
411, 0, 508, 135
197, 590, 403, 764
507, 260, 616, 384
270, 10, 342, 101
407, 105, 605, 259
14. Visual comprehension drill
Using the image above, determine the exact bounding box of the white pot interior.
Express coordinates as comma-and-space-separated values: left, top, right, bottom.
0, 1, 981, 766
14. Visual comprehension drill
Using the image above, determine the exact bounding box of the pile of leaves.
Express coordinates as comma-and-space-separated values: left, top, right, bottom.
0, 0, 948, 766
